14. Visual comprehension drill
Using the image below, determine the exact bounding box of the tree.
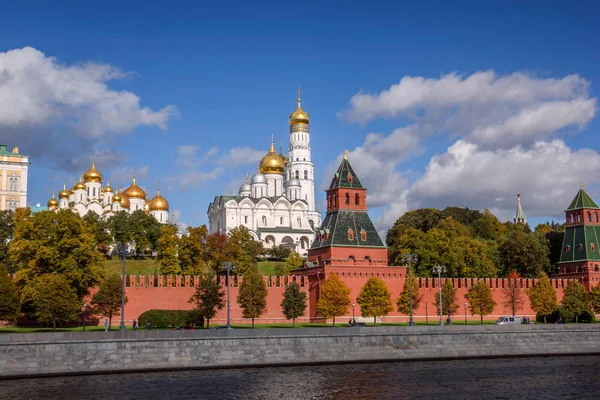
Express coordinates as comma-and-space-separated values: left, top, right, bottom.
91, 274, 127, 330
396, 271, 422, 315
281, 281, 307, 327
357, 278, 394, 326
82, 211, 112, 256
561, 281, 589, 323
590, 283, 600, 315
268, 245, 292, 261
434, 280, 459, 320
189, 274, 225, 328
156, 224, 181, 275
204, 233, 230, 273
0, 210, 14, 269
317, 274, 351, 326
179, 225, 209, 275
275, 252, 304, 275
9, 209, 104, 299
498, 230, 550, 277
21, 274, 80, 331
237, 267, 267, 328
503, 271, 524, 316
107, 211, 132, 246
527, 273, 557, 323
465, 281, 496, 324
0, 265, 20, 322
129, 210, 162, 257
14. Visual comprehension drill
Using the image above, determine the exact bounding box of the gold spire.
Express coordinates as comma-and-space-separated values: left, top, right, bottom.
581, 184, 585, 190
343, 149, 349, 160
74, 175, 86, 190
289, 86, 310, 125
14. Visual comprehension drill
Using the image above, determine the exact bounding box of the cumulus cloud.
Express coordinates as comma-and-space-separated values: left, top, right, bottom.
340, 70, 598, 232
0, 47, 178, 171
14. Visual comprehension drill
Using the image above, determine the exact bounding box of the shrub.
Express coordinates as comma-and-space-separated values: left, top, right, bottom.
138, 309, 202, 328
535, 308, 596, 324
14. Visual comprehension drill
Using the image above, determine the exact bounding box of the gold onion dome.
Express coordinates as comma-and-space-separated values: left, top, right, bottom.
119, 192, 131, 209
74, 177, 86, 191
112, 191, 122, 203
289, 87, 310, 125
149, 188, 169, 211
83, 159, 103, 183
69, 183, 76, 195
103, 180, 114, 193
47, 190, 58, 208
259, 139, 285, 175
58, 183, 70, 199
123, 175, 146, 199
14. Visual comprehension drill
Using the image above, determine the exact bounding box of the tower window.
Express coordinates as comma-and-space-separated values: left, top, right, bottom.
355, 193, 360, 206
345, 193, 350, 205
262, 216, 267, 225
565, 245, 570, 253
589, 212, 592, 222
8, 177, 18, 191
347, 173, 353, 183
289, 171, 292, 179
244, 216, 248, 224
304, 170, 308, 179
596, 212, 599, 223
297, 218, 301, 227
360, 229, 367, 241
347, 229, 354, 241
295, 170, 299, 179
280, 217, 284, 225
577, 243, 583, 252
591, 243, 595, 251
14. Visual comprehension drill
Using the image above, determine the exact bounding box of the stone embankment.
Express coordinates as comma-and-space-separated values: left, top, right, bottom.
1, 324, 599, 379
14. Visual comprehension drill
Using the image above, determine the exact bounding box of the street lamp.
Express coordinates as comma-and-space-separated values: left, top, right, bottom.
82, 303, 87, 332
425, 302, 428, 325
464, 302, 467, 325
222, 262, 236, 329
119, 244, 127, 332
432, 265, 446, 326
403, 253, 418, 326
352, 303, 355, 322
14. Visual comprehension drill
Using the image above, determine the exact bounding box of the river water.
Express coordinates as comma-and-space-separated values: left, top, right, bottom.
1, 356, 599, 399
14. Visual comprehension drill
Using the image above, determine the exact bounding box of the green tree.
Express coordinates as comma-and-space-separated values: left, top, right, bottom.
237, 267, 267, 328
91, 274, 127, 330
0, 265, 20, 322
590, 283, 600, 315
156, 224, 181, 275
9, 210, 104, 299
82, 211, 112, 256
0, 210, 14, 269
268, 245, 292, 261
527, 273, 558, 323
440, 207, 483, 227
465, 281, 496, 324
179, 225, 209, 275
471, 210, 506, 241
275, 252, 304, 275
396, 271, 422, 315
129, 210, 162, 257
434, 279, 459, 320
189, 273, 225, 328
498, 230, 549, 277
317, 274, 351, 326
561, 281, 589, 323
204, 233, 230, 274
107, 211, 132, 246
357, 277, 394, 326
281, 281, 307, 327
386, 208, 442, 264
503, 271, 524, 316
21, 274, 80, 331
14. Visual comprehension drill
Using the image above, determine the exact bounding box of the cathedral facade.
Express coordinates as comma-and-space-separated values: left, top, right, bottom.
47, 161, 170, 224
207, 91, 321, 256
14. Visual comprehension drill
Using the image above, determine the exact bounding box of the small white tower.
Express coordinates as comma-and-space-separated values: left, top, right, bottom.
58, 182, 70, 209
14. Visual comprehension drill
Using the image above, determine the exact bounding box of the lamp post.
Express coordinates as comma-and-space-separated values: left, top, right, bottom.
425, 302, 428, 325
222, 262, 236, 329
352, 303, 355, 322
464, 302, 467, 325
82, 303, 87, 332
432, 265, 446, 326
403, 253, 418, 326
119, 244, 127, 332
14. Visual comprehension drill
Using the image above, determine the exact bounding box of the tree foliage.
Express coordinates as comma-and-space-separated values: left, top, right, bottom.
527, 273, 557, 323
357, 277, 394, 326
156, 224, 181, 275
561, 281, 590, 323
281, 281, 307, 327
317, 274, 351, 326
179, 225, 209, 275
0, 265, 20, 322
237, 267, 267, 327
91, 274, 127, 329
0, 210, 14, 270
434, 279, 459, 318
498, 231, 550, 277
503, 270, 525, 316
9, 210, 104, 299
129, 210, 162, 257
465, 281, 496, 324
590, 283, 600, 315
82, 211, 112, 256
268, 245, 292, 261
396, 271, 422, 315
189, 273, 225, 328
21, 274, 81, 331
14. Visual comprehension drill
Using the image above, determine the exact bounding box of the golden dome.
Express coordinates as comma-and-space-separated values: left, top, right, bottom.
83, 159, 103, 183
123, 175, 146, 199
148, 188, 169, 211
120, 192, 131, 209
259, 140, 285, 175
69, 183, 76, 195
112, 191, 122, 203
74, 177, 86, 191
103, 180, 114, 193
289, 87, 310, 125
47, 190, 58, 208
58, 183, 70, 199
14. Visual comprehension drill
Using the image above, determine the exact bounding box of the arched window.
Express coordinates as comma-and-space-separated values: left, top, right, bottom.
348, 255, 356, 264
8, 202, 17, 211
577, 243, 583, 252
345, 193, 350, 205
8, 177, 18, 191
295, 170, 299, 179
577, 214, 581, 223
304, 170, 308, 179
348, 229, 354, 241
262, 216, 267, 225
360, 229, 367, 241
280, 217, 284, 225
355, 193, 360, 206
87, 187, 90, 196
244, 216, 248, 224
591, 243, 596, 251
297, 217, 301, 227
565, 245, 570, 253
595, 212, 598, 223
589, 212, 592, 222
347, 173, 353, 183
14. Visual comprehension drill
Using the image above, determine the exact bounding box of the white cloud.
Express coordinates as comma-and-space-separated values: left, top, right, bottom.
110, 165, 150, 189
215, 147, 266, 168
0, 47, 178, 170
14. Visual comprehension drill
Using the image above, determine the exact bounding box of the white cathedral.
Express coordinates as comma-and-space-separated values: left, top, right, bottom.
207, 90, 321, 256
47, 161, 170, 224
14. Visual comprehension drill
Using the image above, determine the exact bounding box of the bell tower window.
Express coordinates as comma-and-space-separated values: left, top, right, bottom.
345, 193, 350, 205
355, 193, 360, 206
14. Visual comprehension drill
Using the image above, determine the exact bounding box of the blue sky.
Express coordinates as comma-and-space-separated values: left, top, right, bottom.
1, 1, 599, 233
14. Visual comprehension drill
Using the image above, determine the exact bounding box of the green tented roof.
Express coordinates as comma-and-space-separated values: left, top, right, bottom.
559, 224, 600, 263
566, 188, 600, 210
311, 210, 385, 249
328, 158, 364, 190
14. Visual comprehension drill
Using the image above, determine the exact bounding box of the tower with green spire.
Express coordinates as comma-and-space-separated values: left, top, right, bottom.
557, 185, 600, 289
514, 193, 527, 225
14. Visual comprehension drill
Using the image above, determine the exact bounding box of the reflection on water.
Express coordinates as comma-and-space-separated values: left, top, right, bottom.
1, 356, 600, 399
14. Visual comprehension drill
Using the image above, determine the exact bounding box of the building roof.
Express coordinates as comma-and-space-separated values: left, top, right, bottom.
259, 227, 315, 235
566, 187, 600, 211
0, 144, 25, 157
207, 195, 308, 214
559, 224, 600, 263
328, 157, 364, 190
311, 210, 385, 249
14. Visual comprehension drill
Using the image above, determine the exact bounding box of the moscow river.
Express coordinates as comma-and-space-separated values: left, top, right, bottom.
2, 356, 599, 399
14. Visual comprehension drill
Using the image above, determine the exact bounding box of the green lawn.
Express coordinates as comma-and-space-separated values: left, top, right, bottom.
257, 260, 285, 275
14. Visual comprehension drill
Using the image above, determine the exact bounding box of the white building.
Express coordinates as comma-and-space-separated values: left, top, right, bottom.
207, 90, 321, 256
47, 160, 170, 224
0, 144, 29, 212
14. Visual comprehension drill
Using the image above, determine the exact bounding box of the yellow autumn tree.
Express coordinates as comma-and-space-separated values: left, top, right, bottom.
317, 274, 351, 326
357, 277, 394, 326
